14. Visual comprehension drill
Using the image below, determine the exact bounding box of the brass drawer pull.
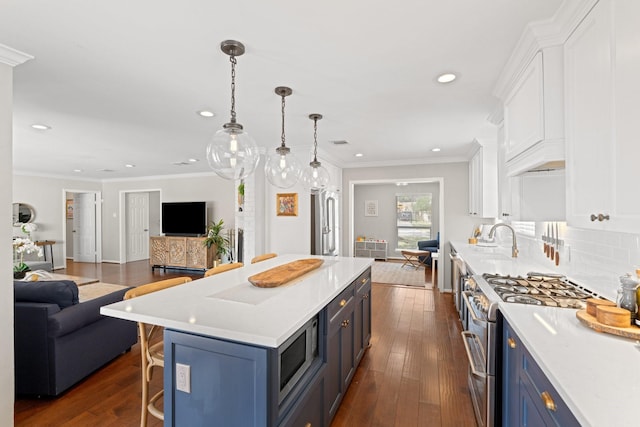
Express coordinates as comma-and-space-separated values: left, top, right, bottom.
341, 319, 350, 328
507, 337, 516, 349
339, 299, 347, 307
305, 423, 312, 427
361, 278, 367, 284
362, 293, 369, 299
541, 391, 556, 412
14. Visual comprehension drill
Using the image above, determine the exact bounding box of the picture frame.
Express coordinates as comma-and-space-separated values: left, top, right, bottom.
66, 199, 74, 219
276, 193, 298, 216
364, 200, 378, 217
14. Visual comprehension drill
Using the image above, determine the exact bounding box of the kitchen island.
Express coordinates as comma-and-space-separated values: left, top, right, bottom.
101, 254, 373, 427
452, 241, 639, 427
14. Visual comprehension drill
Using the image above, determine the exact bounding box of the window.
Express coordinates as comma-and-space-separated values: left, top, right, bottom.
396, 193, 432, 250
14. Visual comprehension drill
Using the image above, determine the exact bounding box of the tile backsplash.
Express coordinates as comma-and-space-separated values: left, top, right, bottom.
513, 222, 640, 301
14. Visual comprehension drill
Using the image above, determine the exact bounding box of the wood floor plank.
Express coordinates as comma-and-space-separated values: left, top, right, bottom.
14, 261, 476, 427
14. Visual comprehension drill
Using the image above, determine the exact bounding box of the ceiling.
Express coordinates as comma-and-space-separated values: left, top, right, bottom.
1, 0, 563, 180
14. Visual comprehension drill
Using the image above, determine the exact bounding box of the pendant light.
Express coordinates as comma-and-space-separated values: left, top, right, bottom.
206, 40, 259, 180
301, 113, 330, 192
264, 86, 302, 188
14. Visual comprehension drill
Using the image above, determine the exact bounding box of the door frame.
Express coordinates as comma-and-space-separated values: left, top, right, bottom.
348, 177, 445, 290
118, 189, 162, 264
61, 189, 103, 269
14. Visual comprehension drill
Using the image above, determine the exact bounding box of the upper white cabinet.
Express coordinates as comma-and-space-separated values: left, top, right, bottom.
503, 47, 565, 176
565, 0, 640, 232
469, 140, 498, 218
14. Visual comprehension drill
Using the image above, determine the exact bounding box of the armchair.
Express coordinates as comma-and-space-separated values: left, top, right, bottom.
417, 232, 439, 266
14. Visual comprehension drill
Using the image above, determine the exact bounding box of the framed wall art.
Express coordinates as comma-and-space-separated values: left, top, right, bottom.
66, 199, 74, 219
276, 193, 298, 216
364, 200, 378, 217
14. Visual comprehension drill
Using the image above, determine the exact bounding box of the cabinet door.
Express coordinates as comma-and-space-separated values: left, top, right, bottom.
469, 142, 498, 218
502, 320, 520, 426
279, 367, 325, 427
149, 236, 167, 266
167, 237, 187, 266
185, 237, 207, 269
504, 51, 544, 161
354, 273, 372, 364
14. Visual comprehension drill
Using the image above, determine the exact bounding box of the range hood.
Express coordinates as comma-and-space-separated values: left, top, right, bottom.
505, 138, 565, 177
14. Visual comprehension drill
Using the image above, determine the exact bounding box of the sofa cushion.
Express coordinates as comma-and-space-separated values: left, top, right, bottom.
14, 280, 79, 309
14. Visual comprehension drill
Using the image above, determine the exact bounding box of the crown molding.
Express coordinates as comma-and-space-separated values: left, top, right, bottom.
493, 0, 599, 101
0, 44, 33, 67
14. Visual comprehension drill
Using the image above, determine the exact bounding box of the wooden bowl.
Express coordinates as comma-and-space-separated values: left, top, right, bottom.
586, 298, 616, 316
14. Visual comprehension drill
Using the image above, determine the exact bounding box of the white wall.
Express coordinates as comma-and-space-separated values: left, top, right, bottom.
343, 162, 477, 291
353, 182, 440, 258
0, 57, 14, 427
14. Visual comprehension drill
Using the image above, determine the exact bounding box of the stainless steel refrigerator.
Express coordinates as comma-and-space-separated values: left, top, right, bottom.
310, 189, 340, 256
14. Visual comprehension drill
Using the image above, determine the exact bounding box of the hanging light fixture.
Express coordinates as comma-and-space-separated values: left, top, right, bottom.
264, 86, 302, 188
206, 40, 259, 180
301, 113, 330, 192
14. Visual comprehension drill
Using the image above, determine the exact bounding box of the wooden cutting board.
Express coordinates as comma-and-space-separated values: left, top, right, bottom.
576, 309, 640, 340
248, 259, 324, 288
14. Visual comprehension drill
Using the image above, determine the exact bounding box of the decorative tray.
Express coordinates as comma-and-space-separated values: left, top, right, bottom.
248, 258, 324, 288
576, 310, 640, 340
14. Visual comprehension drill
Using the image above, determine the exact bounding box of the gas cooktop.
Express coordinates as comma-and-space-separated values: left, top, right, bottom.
482, 272, 594, 309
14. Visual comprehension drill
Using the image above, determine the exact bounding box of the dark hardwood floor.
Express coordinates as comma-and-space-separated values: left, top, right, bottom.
14, 260, 475, 426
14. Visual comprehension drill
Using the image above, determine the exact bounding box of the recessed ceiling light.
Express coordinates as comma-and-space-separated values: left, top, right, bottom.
73, 169, 83, 173
355, 153, 364, 157
432, 147, 441, 152
188, 158, 199, 163
125, 164, 135, 168
31, 124, 51, 130
197, 110, 215, 118
396, 182, 408, 186
331, 140, 349, 145
436, 73, 457, 83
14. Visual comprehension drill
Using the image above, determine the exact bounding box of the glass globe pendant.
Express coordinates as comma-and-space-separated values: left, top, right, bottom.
301, 113, 330, 192
264, 86, 302, 188
206, 40, 259, 180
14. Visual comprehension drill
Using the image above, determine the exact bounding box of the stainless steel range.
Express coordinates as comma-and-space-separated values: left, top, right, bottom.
460, 272, 598, 427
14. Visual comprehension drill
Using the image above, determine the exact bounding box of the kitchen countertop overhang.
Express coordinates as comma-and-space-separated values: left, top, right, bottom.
100, 254, 373, 348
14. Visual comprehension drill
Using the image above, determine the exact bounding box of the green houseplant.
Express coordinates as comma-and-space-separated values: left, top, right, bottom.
203, 219, 230, 263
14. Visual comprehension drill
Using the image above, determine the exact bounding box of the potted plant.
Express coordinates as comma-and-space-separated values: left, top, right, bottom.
13, 237, 43, 279
237, 181, 245, 211
203, 219, 230, 265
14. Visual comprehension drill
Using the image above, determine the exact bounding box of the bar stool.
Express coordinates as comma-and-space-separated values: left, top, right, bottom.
204, 262, 243, 277
251, 253, 277, 264
124, 276, 192, 427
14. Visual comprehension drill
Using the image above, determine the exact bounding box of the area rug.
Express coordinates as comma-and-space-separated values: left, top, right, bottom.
78, 282, 128, 302
371, 260, 432, 288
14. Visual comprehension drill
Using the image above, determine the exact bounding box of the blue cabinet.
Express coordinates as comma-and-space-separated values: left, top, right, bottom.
354, 270, 372, 364
501, 317, 580, 427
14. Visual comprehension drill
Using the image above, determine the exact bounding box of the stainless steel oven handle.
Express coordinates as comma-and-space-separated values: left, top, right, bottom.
461, 331, 487, 379
462, 290, 481, 324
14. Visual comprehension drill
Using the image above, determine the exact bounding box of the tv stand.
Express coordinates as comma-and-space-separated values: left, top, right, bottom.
150, 236, 215, 271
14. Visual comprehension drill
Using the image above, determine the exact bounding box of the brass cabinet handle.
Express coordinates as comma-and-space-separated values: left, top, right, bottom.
540, 391, 556, 412
361, 278, 367, 284
305, 423, 312, 427
341, 319, 350, 328
339, 299, 347, 307
362, 293, 369, 299
590, 213, 610, 222
507, 337, 516, 349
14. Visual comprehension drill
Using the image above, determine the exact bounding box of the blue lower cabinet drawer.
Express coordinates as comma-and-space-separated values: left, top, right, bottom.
279, 366, 325, 427
521, 347, 580, 427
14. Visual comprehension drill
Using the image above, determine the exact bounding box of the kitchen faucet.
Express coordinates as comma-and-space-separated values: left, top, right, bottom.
488, 223, 519, 258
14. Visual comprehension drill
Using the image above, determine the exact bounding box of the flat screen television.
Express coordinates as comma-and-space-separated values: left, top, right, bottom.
161, 201, 207, 236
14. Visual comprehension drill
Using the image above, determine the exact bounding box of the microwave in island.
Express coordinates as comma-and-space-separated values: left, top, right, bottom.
278, 314, 319, 404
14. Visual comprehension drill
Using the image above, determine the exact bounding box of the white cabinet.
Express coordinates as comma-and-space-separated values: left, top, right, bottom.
502, 47, 565, 176
354, 240, 387, 260
469, 140, 498, 218
565, 0, 640, 232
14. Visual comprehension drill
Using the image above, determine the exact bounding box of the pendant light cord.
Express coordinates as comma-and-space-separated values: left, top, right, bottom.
281, 93, 286, 148
313, 116, 319, 162
229, 55, 237, 123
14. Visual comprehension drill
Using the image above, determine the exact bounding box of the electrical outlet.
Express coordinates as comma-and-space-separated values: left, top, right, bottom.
176, 363, 191, 393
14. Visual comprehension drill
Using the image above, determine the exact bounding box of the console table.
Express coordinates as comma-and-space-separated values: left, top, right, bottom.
149, 236, 214, 271
354, 240, 387, 260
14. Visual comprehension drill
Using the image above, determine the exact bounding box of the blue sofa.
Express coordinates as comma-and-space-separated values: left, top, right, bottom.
14, 280, 137, 396
417, 232, 439, 266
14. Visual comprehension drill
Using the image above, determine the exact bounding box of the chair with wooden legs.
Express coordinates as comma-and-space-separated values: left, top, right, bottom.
251, 253, 278, 264
124, 276, 193, 427
204, 262, 243, 277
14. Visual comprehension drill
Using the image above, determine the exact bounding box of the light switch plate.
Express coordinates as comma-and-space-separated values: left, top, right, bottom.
176, 363, 191, 393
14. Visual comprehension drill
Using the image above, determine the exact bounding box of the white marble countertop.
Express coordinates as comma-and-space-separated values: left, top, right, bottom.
451, 241, 640, 427
101, 254, 373, 348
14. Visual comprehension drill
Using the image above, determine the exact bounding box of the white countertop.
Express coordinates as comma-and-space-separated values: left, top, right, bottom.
452, 241, 640, 427
100, 255, 373, 348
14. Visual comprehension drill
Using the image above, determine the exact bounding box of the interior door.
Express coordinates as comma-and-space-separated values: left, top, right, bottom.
73, 193, 97, 262
126, 192, 150, 262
